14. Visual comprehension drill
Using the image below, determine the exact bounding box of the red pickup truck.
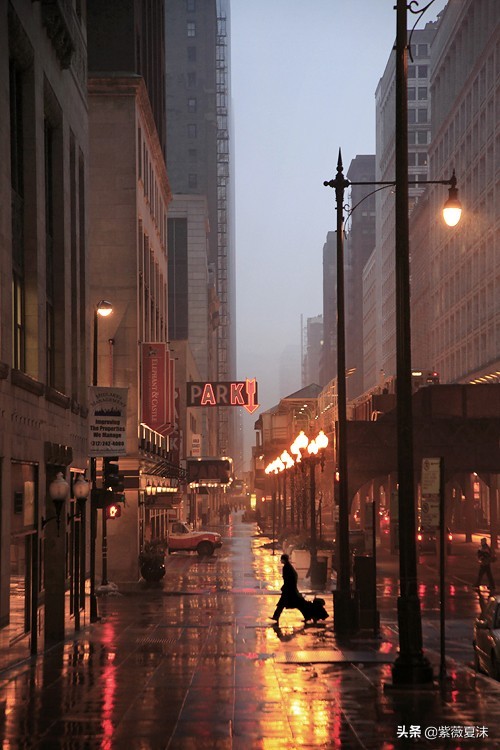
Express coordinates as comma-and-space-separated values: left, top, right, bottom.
167, 521, 222, 557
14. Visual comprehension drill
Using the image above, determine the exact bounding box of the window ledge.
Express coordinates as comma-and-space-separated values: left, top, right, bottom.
45, 386, 71, 410
11, 369, 45, 396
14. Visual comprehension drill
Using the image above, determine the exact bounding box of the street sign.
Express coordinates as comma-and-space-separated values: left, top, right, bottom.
191, 434, 202, 457
186, 379, 259, 414
421, 498, 439, 529
421, 457, 442, 530
88, 387, 128, 457
421, 457, 441, 494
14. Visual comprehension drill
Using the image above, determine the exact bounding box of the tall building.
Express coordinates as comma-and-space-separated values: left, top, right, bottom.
278, 345, 301, 399
411, 0, 500, 384
371, 22, 438, 386
345, 155, 376, 399
165, 0, 236, 458
1, 0, 89, 656
321, 231, 337, 385
167, 194, 218, 457
87, 0, 166, 155
87, 2, 175, 581
302, 315, 323, 388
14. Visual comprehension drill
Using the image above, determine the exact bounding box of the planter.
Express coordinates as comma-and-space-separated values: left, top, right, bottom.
317, 551, 333, 578
291, 549, 311, 578
140, 561, 166, 583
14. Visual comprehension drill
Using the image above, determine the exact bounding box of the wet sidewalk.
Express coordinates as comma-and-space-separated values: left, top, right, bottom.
0, 514, 499, 749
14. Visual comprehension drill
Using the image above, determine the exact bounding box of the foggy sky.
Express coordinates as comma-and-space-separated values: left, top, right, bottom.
231, 0, 448, 468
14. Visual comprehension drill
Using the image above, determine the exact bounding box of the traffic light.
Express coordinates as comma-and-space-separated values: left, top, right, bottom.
105, 503, 122, 520
103, 457, 125, 493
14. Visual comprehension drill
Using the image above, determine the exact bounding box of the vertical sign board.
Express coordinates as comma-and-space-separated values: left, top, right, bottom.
421, 457, 441, 530
191, 434, 202, 457
89, 387, 128, 457
141, 343, 167, 431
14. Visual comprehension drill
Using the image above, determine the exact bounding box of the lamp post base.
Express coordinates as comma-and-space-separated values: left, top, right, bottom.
333, 589, 359, 635
390, 594, 434, 687
390, 655, 434, 688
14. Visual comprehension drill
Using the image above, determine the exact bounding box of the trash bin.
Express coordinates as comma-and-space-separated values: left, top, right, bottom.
310, 556, 328, 588
353, 554, 379, 631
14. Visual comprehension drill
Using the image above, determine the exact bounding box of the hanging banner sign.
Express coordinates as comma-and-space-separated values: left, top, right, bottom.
141, 343, 167, 431
88, 387, 128, 457
187, 379, 259, 414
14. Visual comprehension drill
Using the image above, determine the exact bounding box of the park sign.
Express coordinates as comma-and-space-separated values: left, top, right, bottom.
187, 379, 259, 414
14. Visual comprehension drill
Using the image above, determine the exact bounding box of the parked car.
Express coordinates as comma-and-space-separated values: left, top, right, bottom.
167, 521, 222, 557
417, 527, 453, 554
473, 595, 500, 679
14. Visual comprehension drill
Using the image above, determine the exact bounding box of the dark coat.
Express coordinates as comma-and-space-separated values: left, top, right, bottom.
280, 560, 302, 607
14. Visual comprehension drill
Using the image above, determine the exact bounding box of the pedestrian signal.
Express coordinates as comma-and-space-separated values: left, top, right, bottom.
103, 457, 125, 493
105, 503, 122, 519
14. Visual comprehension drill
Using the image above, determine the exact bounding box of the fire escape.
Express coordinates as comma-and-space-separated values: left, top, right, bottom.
216, 9, 229, 455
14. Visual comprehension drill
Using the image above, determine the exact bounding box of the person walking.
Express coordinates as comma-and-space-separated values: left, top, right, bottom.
474, 537, 495, 591
271, 554, 304, 623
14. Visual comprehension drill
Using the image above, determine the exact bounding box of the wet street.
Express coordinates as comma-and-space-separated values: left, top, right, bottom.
1, 514, 500, 749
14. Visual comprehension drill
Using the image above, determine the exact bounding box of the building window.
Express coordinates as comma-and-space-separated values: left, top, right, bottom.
187, 71, 196, 87
417, 153, 428, 166
187, 46, 196, 62
408, 109, 416, 124
188, 148, 197, 160
408, 65, 416, 79
137, 127, 142, 180
10, 60, 25, 370
418, 65, 428, 78
417, 130, 428, 144
408, 87, 416, 101
418, 86, 427, 100
417, 108, 428, 123
187, 21, 196, 37
187, 0, 196, 10
187, 97, 197, 113
408, 131, 416, 145
408, 152, 416, 166
44, 119, 55, 386
417, 43, 428, 57
12, 275, 25, 371
187, 124, 197, 138
188, 173, 198, 189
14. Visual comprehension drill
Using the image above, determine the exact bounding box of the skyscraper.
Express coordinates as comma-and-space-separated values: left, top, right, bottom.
410, 0, 500, 384
372, 22, 438, 385
165, 0, 236, 457
345, 155, 376, 399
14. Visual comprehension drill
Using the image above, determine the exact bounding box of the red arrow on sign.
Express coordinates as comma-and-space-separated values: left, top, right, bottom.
243, 378, 259, 414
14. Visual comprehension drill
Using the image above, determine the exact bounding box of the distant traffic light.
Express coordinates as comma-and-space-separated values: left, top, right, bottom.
103, 457, 125, 493
105, 503, 122, 519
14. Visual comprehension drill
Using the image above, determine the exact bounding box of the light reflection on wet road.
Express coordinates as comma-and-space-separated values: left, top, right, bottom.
0, 514, 500, 748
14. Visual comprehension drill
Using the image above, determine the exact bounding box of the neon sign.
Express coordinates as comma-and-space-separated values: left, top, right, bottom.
187, 379, 259, 414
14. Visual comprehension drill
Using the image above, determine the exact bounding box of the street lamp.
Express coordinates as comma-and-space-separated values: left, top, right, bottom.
442, 171, 462, 227
90, 299, 113, 622
265, 459, 281, 554
304, 431, 329, 585
70, 474, 89, 632
42, 472, 70, 533
280, 450, 294, 530
291, 431, 310, 532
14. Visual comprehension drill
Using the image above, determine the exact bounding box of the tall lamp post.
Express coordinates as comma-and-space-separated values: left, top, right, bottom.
71, 474, 90, 631
324, 0, 462, 679
291, 430, 309, 533
90, 299, 113, 622
305, 431, 329, 584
